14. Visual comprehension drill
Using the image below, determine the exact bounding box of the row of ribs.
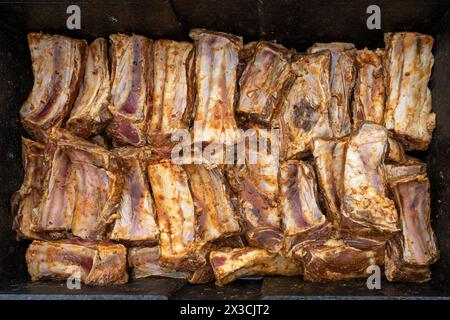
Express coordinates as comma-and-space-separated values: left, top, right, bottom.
14, 29, 438, 286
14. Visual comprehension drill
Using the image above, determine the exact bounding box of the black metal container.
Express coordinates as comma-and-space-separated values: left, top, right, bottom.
0, 0, 449, 300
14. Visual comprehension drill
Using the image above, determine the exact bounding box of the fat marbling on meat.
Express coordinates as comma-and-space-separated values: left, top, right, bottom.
20, 33, 87, 142
66, 38, 112, 138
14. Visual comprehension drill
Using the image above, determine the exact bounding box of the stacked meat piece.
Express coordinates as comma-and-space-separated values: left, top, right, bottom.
13, 30, 438, 286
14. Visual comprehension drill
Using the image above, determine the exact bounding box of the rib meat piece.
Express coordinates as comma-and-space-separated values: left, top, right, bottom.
185, 165, 241, 243
225, 129, 283, 252
385, 236, 432, 283
386, 160, 438, 268
279, 160, 331, 254
30, 136, 76, 237
26, 239, 128, 285
308, 42, 356, 139
312, 138, 346, 229
110, 147, 159, 244
55, 129, 123, 240
12, 138, 46, 240
210, 247, 302, 286
352, 48, 385, 129
279, 51, 333, 159
107, 34, 153, 146
20, 33, 87, 142
147, 40, 195, 151
237, 41, 293, 125
340, 123, 399, 245
127, 246, 189, 279
297, 239, 384, 282
147, 162, 206, 271
66, 38, 112, 138
384, 32, 435, 150
190, 29, 242, 145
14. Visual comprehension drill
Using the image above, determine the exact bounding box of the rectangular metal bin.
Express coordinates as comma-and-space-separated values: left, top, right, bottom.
0, 0, 449, 300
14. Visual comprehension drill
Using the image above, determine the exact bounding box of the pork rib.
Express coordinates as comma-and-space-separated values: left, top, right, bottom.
110, 147, 159, 244
340, 123, 399, 246
279, 51, 332, 159
26, 240, 128, 285
55, 129, 123, 240
352, 48, 385, 129
12, 138, 47, 240
297, 239, 384, 282
312, 138, 346, 229
148, 40, 195, 151
237, 41, 293, 125
384, 32, 435, 150
185, 165, 241, 243
20, 33, 87, 142
147, 162, 206, 271
210, 247, 301, 286
279, 160, 331, 254
384, 160, 438, 282
66, 38, 112, 138
128, 246, 189, 279
308, 42, 356, 139
189, 29, 242, 145
107, 34, 153, 146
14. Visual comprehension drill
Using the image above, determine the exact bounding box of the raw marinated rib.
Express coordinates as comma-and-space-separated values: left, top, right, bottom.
185, 165, 240, 243
147, 162, 206, 271
384, 32, 435, 150
279, 51, 332, 159
386, 160, 438, 267
66, 38, 112, 138
308, 42, 356, 139
30, 137, 76, 236
26, 240, 128, 285
20, 33, 87, 142
210, 247, 302, 286
107, 34, 153, 146
128, 246, 189, 279
12, 138, 46, 240
385, 236, 431, 283
189, 29, 242, 145
297, 239, 384, 282
225, 129, 283, 252
352, 48, 385, 129
279, 160, 331, 254
312, 138, 346, 229
110, 147, 159, 244
55, 129, 123, 240
237, 41, 293, 125
148, 40, 195, 150
340, 123, 399, 244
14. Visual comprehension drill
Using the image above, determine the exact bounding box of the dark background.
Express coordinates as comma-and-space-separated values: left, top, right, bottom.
0, 0, 449, 299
